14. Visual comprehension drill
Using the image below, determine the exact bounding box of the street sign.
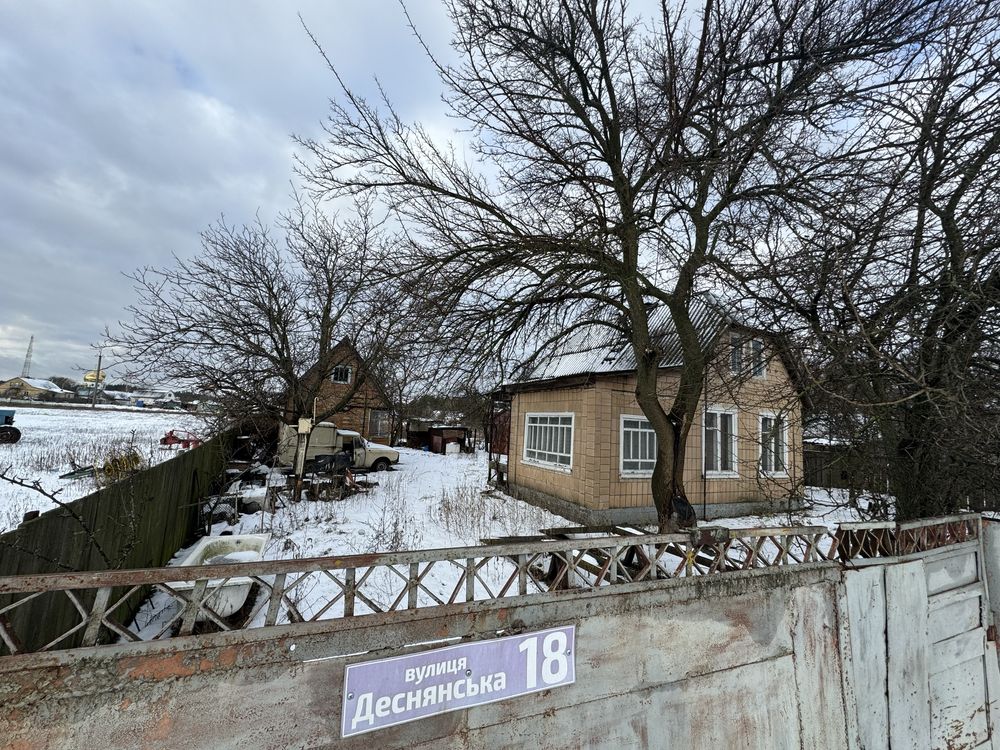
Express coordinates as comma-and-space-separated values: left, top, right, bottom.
341, 625, 576, 737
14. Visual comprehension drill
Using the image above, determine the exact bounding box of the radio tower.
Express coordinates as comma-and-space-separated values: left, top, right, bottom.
20, 336, 34, 378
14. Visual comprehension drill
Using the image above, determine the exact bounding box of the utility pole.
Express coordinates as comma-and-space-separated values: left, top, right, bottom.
90, 350, 102, 409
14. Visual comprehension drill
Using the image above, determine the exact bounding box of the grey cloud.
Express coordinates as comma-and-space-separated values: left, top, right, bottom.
0, 0, 454, 380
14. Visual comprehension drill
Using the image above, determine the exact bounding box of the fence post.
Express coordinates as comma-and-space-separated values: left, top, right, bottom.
344, 568, 356, 617
82, 586, 113, 646
179, 579, 208, 636
466, 558, 476, 601
264, 573, 286, 627
407, 563, 419, 609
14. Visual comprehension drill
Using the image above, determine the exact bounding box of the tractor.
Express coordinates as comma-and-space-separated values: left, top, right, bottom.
0, 409, 21, 444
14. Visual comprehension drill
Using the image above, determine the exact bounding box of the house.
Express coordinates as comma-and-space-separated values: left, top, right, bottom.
314, 339, 395, 444
0, 377, 72, 401
495, 304, 805, 525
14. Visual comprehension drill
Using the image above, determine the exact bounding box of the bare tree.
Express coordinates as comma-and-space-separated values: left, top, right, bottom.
299, 0, 949, 529
110, 197, 412, 434
0, 466, 140, 569
727, 3, 1000, 519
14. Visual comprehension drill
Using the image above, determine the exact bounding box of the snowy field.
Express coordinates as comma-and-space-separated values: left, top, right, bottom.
0, 406, 203, 532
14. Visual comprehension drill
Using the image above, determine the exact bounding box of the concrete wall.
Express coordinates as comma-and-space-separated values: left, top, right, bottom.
7, 536, 1000, 749
2, 564, 851, 750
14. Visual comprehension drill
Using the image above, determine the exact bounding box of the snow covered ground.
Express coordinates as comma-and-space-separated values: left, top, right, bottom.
215, 450, 858, 562
125, 449, 870, 637
128, 448, 567, 636
713, 488, 863, 530
216, 447, 563, 559
0, 406, 203, 532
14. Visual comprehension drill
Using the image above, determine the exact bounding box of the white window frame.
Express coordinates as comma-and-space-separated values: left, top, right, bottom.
750, 339, 767, 379
729, 333, 743, 375
759, 410, 788, 477
522, 412, 574, 472
369, 409, 391, 436
331, 365, 353, 384
620, 414, 657, 478
703, 406, 739, 479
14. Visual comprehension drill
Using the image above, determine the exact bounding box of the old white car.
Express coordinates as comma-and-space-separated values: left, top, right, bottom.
277, 422, 399, 471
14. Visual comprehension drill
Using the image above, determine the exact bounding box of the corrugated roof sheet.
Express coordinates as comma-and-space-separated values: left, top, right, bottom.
523, 299, 727, 382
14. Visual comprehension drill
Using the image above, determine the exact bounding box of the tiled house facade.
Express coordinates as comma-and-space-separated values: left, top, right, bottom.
502, 327, 804, 524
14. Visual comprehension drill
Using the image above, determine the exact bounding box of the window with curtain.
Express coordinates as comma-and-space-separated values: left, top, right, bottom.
760, 414, 787, 474
705, 409, 737, 475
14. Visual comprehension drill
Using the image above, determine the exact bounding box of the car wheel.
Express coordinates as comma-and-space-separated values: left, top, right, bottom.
372, 458, 390, 472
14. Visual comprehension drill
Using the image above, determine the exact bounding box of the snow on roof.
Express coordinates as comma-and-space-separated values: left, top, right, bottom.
337, 429, 361, 437
19, 378, 69, 393
522, 298, 727, 382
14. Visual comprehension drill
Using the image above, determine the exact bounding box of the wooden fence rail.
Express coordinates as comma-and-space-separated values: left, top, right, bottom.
0, 512, 979, 657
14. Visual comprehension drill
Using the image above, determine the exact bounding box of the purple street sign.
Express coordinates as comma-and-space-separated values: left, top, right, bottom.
341, 624, 576, 737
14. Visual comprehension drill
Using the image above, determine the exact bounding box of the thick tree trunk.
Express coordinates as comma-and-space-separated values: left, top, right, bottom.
888, 399, 958, 521
634, 347, 701, 532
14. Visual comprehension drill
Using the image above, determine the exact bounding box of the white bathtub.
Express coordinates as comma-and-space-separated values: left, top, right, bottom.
173, 533, 271, 619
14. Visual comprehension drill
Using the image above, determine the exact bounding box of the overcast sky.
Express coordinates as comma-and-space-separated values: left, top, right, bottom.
0, 1, 455, 382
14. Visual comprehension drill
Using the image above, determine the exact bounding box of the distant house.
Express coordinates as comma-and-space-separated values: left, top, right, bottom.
0, 377, 72, 401
496, 304, 805, 525
314, 339, 395, 444
405, 419, 473, 454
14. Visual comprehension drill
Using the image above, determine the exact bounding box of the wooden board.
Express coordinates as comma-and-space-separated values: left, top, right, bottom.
926, 549, 980, 596
929, 585, 983, 644
983, 640, 1000, 750
930, 656, 990, 749
791, 583, 851, 749
845, 567, 889, 750
887, 561, 931, 749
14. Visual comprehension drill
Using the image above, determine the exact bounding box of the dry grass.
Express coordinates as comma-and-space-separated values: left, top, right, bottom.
432, 479, 555, 544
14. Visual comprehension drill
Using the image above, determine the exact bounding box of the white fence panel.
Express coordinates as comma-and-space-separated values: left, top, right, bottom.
846, 566, 889, 750
886, 561, 931, 750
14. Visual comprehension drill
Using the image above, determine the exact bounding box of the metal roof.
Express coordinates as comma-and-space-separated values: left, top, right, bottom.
8, 377, 70, 393
523, 299, 727, 382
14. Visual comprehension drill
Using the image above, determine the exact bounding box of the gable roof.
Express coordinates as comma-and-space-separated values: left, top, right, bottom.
524, 298, 727, 382
330, 338, 393, 408
4, 377, 70, 393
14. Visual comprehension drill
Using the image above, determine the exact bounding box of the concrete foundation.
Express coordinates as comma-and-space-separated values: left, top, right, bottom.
503, 481, 799, 526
